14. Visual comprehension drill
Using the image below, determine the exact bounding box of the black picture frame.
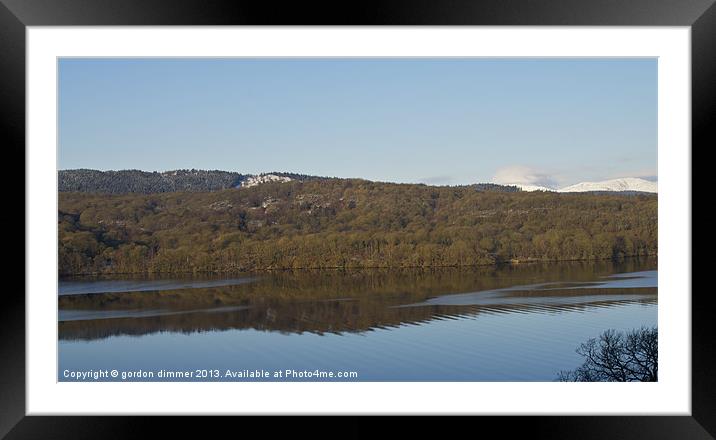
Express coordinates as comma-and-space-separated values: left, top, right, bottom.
3, 0, 710, 438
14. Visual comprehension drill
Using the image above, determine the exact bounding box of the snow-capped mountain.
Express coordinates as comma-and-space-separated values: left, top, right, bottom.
506, 177, 657, 193
507, 183, 556, 192
239, 174, 293, 188
558, 177, 657, 193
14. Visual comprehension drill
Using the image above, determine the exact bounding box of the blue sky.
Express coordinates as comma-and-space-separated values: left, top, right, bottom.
58, 58, 657, 187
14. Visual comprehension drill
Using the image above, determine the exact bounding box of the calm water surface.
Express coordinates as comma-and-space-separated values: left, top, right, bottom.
58, 259, 657, 381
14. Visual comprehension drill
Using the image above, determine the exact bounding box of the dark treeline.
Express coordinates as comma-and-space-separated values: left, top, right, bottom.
59, 169, 246, 193
58, 179, 657, 275
58, 169, 326, 194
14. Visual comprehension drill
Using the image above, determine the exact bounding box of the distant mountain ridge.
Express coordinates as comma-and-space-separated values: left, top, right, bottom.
559, 178, 657, 193
59, 169, 657, 195
508, 178, 657, 194
510, 184, 556, 192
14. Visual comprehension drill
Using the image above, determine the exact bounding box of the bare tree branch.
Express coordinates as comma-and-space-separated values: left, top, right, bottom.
558, 326, 657, 382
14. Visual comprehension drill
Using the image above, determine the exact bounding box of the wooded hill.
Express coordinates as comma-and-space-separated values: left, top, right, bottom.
58, 169, 322, 194
58, 179, 657, 275
59, 169, 245, 193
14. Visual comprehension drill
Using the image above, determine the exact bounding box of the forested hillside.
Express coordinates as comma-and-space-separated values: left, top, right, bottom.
59, 169, 246, 193
58, 179, 657, 275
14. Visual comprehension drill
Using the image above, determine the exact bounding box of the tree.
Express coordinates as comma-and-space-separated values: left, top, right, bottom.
558, 327, 657, 382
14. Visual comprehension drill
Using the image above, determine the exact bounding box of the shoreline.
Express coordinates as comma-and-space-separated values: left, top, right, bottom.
59, 254, 657, 278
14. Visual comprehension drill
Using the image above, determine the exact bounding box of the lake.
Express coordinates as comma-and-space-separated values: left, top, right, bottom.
58, 258, 657, 381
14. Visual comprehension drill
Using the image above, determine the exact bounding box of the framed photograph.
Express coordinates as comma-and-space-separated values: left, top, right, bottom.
5, 0, 711, 437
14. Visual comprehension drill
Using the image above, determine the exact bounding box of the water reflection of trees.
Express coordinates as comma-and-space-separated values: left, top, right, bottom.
60, 258, 655, 310
59, 260, 657, 341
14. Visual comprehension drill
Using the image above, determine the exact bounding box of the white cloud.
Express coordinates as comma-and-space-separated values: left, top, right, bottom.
492, 165, 558, 189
